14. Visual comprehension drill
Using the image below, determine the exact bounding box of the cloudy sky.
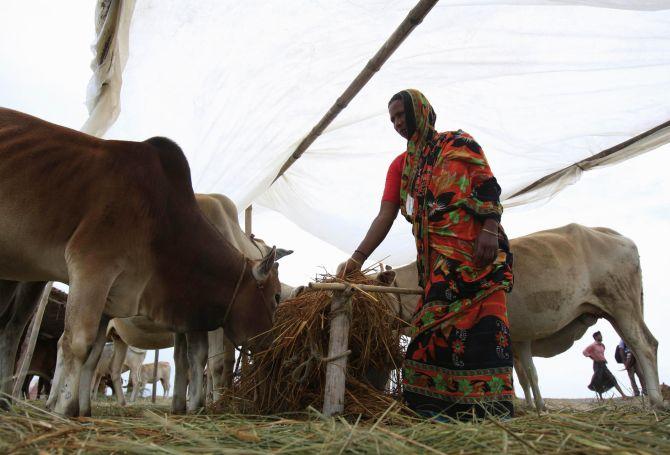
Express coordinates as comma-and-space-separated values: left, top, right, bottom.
1, 1, 667, 401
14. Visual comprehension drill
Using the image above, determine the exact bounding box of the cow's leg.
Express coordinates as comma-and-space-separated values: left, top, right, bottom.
162, 376, 170, 398
22, 374, 33, 399
634, 362, 647, 395
78, 316, 109, 417
207, 329, 225, 401
91, 373, 101, 401
512, 347, 534, 408
39, 376, 51, 399
109, 340, 128, 406
206, 368, 213, 402
186, 331, 208, 412
50, 274, 113, 417
0, 281, 46, 410
172, 333, 188, 414
515, 341, 545, 412
207, 329, 237, 398
223, 334, 236, 389
626, 366, 640, 396
606, 315, 663, 408
130, 366, 144, 402
46, 335, 66, 409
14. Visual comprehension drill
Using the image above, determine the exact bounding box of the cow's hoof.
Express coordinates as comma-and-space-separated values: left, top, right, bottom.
652, 401, 670, 411
53, 399, 80, 417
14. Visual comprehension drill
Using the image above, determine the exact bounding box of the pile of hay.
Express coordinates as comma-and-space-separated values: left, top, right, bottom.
214, 271, 409, 418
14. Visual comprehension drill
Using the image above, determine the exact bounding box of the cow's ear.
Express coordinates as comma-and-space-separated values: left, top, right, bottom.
252, 246, 277, 281
276, 248, 293, 260
385, 265, 393, 271
377, 270, 396, 286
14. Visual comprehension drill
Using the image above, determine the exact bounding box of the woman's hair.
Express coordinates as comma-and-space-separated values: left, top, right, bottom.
388, 92, 404, 106
388, 90, 417, 138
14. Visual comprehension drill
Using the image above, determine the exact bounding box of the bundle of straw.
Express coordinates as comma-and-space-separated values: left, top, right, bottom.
214, 271, 408, 418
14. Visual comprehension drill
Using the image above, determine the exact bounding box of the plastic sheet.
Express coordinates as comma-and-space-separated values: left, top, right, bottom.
100, 1, 670, 264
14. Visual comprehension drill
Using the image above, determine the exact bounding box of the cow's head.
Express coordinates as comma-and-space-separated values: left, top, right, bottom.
223, 247, 281, 352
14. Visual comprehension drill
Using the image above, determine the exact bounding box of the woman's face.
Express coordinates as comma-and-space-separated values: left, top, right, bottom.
388, 99, 408, 139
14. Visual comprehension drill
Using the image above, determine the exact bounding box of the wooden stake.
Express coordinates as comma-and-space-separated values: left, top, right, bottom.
309, 282, 423, 295
12, 282, 53, 398
323, 286, 354, 416
151, 349, 159, 403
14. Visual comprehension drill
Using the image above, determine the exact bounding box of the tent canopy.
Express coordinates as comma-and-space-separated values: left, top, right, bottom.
89, 0, 670, 265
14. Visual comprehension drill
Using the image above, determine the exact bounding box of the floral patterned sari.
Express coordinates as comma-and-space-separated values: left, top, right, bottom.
398, 90, 514, 420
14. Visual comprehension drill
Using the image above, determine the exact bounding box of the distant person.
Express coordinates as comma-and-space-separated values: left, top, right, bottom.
583, 331, 626, 399
616, 339, 646, 396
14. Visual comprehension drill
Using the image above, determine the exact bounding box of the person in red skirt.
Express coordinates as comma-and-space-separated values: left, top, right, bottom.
340, 89, 514, 420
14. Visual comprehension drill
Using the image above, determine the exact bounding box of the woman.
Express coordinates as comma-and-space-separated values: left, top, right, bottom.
341, 89, 514, 420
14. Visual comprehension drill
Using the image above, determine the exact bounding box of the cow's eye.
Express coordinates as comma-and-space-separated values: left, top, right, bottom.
275, 294, 281, 304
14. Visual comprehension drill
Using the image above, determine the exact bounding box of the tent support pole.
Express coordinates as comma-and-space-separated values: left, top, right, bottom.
272, 0, 439, 182
151, 349, 159, 403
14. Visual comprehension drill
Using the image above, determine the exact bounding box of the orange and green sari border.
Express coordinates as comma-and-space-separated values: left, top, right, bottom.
403, 360, 514, 404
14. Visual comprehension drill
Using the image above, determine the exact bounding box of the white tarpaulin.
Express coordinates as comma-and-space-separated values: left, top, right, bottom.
100, 0, 670, 265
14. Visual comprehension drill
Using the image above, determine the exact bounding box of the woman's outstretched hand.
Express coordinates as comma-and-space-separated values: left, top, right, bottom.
337, 257, 363, 278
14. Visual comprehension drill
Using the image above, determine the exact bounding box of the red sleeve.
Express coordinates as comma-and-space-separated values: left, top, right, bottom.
583, 344, 594, 358
381, 152, 406, 205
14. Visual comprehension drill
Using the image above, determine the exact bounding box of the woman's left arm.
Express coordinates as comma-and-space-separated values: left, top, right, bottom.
457, 134, 503, 267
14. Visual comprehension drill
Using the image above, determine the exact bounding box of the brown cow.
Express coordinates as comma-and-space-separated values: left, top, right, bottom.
0, 107, 281, 416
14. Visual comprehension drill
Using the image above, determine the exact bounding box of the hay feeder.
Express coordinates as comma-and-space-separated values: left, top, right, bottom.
307, 281, 423, 416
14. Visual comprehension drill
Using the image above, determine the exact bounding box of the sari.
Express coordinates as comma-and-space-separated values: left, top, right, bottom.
397, 89, 514, 420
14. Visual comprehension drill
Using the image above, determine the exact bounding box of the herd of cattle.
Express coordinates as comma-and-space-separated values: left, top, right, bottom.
0, 106, 665, 417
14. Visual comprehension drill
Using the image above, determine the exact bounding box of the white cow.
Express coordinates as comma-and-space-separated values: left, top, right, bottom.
91, 343, 146, 403
103, 193, 293, 410
133, 361, 172, 399
380, 224, 663, 410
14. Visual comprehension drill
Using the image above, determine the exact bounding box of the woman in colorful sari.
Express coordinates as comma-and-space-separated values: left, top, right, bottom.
340, 89, 514, 420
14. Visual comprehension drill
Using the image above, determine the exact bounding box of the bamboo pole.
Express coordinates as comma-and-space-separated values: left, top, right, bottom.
272, 0, 439, 182
322, 286, 354, 416
151, 349, 159, 403
507, 119, 670, 201
309, 282, 423, 295
12, 282, 53, 398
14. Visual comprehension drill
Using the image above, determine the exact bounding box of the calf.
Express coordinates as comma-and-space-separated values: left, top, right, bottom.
133, 361, 171, 399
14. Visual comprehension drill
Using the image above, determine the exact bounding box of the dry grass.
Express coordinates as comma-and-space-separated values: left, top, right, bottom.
4, 271, 667, 452
0, 399, 668, 454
